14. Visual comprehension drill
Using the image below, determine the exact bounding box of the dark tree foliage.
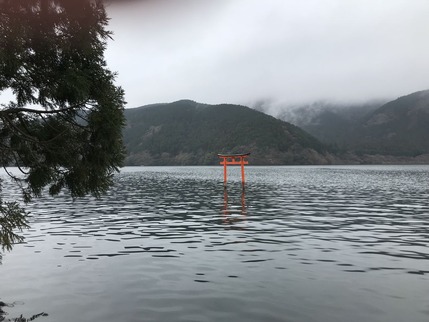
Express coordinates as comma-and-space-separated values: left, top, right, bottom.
0, 0, 126, 250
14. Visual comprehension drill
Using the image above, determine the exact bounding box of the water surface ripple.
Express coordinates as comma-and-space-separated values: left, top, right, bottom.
1, 166, 428, 322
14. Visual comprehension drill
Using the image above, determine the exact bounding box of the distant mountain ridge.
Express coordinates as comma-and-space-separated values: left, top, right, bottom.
356, 90, 429, 155
123, 90, 429, 166
123, 100, 332, 165
276, 100, 386, 147
278, 90, 429, 157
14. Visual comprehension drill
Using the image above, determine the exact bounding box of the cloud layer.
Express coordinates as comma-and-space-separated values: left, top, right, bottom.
104, 0, 429, 108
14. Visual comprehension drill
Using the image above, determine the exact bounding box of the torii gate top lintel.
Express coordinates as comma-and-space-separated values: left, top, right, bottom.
217, 153, 251, 157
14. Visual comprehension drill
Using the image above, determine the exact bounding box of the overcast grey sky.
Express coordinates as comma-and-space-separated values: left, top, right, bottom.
103, 0, 429, 108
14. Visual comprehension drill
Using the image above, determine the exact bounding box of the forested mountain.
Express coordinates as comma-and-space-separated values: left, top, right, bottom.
123, 90, 429, 166
123, 100, 332, 165
277, 101, 385, 147
354, 90, 429, 156
278, 90, 429, 157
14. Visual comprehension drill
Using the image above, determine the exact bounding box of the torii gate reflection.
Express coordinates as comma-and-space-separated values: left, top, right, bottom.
218, 153, 249, 225
222, 187, 247, 225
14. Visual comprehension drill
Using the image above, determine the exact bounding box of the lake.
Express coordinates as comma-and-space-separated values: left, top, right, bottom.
1, 165, 428, 322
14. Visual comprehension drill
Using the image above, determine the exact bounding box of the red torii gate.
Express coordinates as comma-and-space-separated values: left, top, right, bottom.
218, 153, 250, 187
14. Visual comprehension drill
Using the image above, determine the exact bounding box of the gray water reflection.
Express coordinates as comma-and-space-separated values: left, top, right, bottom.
0, 166, 429, 322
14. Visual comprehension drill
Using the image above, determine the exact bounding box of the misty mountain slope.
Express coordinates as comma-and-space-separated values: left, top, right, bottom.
274, 90, 429, 157
276, 101, 385, 147
354, 90, 429, 155
123, 100, 331, 165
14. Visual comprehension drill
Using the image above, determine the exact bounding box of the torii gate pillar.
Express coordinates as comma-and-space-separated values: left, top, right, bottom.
218, 153, 250, 188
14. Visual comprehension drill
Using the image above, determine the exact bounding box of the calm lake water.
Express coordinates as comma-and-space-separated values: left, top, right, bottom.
1, 165, 429, 322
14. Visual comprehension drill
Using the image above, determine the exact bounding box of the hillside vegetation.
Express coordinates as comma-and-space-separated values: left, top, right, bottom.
124, 100, 331, 165
277, 101, 384, 147
123, 90, 429, 165
279, 90, 429, 158
356, 90, 429, 156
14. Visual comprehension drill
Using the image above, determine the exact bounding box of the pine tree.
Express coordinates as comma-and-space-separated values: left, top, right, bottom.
0, 0, 125, 250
